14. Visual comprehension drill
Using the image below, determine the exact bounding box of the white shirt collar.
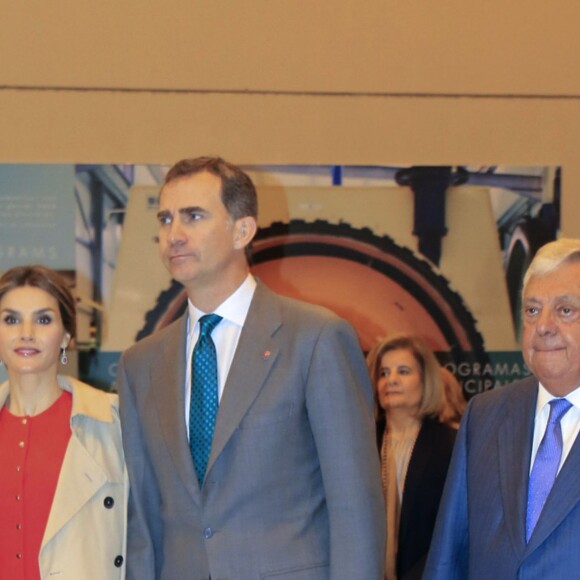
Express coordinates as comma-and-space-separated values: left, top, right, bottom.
535, 381, 580, 418
187, 274, 257, 332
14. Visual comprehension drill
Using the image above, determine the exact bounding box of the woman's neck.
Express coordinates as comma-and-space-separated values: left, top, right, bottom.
387, 409, 421, 435
6, 372, 62, 416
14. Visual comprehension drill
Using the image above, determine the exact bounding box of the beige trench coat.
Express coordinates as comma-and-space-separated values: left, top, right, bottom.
0, 375, 128, 579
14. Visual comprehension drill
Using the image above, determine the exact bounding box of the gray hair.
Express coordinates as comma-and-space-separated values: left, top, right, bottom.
522, 238, 580, 295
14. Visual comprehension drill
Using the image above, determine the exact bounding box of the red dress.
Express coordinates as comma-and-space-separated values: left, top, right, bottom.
0, 391, 72, 580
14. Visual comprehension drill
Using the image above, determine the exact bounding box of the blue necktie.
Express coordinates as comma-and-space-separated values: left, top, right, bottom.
526, 397, 572, 542
189, 314, 222, 486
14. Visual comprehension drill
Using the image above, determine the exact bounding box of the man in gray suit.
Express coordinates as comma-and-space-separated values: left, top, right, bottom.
423, 238, 580, 579
117, 157, 385, 580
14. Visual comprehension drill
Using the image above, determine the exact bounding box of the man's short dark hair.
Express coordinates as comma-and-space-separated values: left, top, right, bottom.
164, 157, 258, 221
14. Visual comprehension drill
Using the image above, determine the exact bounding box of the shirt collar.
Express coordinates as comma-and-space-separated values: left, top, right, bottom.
187, 273, 257, 332
535, 381, 580, 418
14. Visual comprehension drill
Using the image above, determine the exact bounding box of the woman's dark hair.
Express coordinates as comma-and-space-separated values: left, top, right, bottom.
0, 265, 77, 340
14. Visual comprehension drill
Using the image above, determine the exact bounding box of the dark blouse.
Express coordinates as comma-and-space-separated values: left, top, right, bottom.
377, 415, 457, 580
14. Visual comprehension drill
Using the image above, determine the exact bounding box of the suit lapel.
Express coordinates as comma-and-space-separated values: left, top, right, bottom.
151, 315, 201, 501
207, 284, 281, 474
498, 378, 538, 554
525, 413, 580, 553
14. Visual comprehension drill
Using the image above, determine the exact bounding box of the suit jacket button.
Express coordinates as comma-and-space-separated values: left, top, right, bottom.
203, 527, 213, 539
104, 496, 115, 509
114, 555, 124, 567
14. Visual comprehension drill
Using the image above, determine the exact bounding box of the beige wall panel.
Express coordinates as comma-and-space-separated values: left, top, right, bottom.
1, 90, 579, 239
1, 91, 579, 164
1, 1, 579, 95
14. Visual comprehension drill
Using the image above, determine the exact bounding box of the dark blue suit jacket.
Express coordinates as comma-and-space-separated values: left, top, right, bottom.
423, 376, 580, 579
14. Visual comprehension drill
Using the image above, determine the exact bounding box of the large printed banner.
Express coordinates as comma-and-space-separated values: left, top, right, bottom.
0, 165, 75, 269
0, 165, 76, 382
0, 164, 558, 396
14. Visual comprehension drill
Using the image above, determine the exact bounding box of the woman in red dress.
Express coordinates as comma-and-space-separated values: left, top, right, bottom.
0, 265, 127, 579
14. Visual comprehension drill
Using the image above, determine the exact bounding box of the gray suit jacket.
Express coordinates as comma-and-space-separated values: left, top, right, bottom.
118, 283, 385, 580
423, 376, 580, 579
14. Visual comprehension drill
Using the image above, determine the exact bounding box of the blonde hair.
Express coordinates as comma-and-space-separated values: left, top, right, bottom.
367, 333, 445, 420
439, 366, 466, 427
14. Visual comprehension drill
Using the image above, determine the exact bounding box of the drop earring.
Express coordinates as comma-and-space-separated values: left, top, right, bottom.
60, 347, 68, 366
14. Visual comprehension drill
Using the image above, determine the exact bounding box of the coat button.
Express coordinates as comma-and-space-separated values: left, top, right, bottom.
203, 527, 213, 539
104, 496, 115, 509
114, 555, 124, 567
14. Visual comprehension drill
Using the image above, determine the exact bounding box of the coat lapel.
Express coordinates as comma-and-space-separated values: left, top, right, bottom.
42, 436, 107, 547
151, 315, 201, 501
207, 284, 281, 474
497, 378, 538, 554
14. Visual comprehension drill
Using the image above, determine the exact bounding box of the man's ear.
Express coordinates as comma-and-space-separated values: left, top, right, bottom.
233, 217, 258, 250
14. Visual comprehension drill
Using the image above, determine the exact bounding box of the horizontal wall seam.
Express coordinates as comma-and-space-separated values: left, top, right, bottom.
1, 84, 580, 101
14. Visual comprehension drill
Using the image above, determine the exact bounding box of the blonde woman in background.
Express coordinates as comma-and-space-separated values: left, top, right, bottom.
0, 265, 127, 579
368, 334, 456, 580
439, 366, 467, 428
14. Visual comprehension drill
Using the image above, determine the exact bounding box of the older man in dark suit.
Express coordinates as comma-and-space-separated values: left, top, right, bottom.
424, 238, 580, 579
117, 157, 385, 580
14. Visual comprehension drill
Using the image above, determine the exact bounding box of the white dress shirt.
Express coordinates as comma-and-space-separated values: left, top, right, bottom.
184, 274, 257, 432
529, 382, 580, 474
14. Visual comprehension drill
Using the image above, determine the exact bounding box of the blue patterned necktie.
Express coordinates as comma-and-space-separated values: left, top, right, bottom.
189, 313, 222, 486
526, 397, 573, 542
